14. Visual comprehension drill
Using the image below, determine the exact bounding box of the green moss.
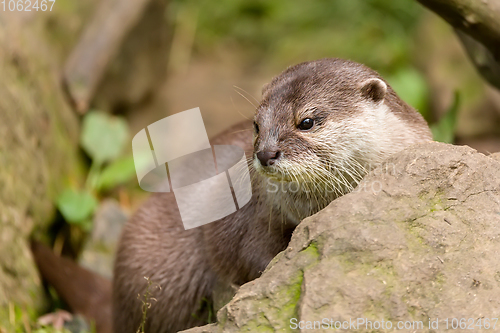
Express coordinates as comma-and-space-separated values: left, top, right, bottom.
429, 194, 444, 212
279, 271, 304, 319
405, 220, 428, 248
434, 272, 445, 285
240, 319, 275, 332
335, 252, 359, 271
233, 269, 304, 332
302, 241, 320, 258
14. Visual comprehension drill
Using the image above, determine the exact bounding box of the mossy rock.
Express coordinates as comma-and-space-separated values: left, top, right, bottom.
182, 143, 500, 333
0, 7, 95, 329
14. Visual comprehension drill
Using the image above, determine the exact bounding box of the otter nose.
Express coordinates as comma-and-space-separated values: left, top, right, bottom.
257, 150, 281, 166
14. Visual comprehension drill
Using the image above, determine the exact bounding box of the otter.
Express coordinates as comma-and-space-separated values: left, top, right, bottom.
112, 58, 432, 333
31, 58, 432, 333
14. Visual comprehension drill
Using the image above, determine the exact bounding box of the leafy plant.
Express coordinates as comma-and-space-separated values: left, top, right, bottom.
95, 155, 136, 191
81, 112, 129, 165
56, 189, 97, 230
56, 111, 137, 230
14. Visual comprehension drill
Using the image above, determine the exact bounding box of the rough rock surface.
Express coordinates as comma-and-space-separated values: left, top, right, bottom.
0, 1, 170, 327
182, 142, 500, 333
0, 0, 112, 327
79, 199, 129, 279
0, 9, 85, 319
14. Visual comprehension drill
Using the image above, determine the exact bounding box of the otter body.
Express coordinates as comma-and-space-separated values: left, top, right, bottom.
113, 58, 432, 332
113, 121, 294, 333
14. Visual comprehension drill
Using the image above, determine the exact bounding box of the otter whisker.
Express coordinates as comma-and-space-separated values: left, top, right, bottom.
233, 85, 260, 105
232, 86, 258, 109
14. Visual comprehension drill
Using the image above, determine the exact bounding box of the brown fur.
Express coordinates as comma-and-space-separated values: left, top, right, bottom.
112, 121, 296, 333
31, 241, 113, 333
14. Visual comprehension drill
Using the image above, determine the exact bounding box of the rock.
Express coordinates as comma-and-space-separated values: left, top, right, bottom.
0, 1, 170, 328
91, 199, 128, 246
64, 314, 92, 333
0, 8, 88, 325
79, 199, 129, 279
181, 142, 500, 333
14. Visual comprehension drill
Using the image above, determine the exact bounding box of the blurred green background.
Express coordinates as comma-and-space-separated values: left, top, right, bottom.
162, 0, 498, 144
170, 0, 430, 115
1, 0, 500, 331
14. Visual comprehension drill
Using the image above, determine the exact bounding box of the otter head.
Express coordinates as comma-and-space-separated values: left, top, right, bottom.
253, 58, 431, 220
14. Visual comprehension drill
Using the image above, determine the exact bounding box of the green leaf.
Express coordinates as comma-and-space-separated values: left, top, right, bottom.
386, 67, 430, 120
80, 111, 129, 164
57, 188, 97, 224
431, 91, 460, 143
76, 218, 94, 232
96, 156, 136, 191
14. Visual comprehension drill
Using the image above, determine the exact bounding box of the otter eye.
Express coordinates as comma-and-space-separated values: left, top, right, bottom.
298, 118, 314, 131
254, 121, 259, 134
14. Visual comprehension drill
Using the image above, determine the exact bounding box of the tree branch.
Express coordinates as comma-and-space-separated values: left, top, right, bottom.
416, 0, 500, 61
63, 0, 152, 113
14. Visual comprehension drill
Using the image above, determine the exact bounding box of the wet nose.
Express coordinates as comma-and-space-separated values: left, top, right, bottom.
257, 150, 281, 166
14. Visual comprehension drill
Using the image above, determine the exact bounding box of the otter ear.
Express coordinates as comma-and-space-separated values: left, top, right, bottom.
360, 78, 387, 103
